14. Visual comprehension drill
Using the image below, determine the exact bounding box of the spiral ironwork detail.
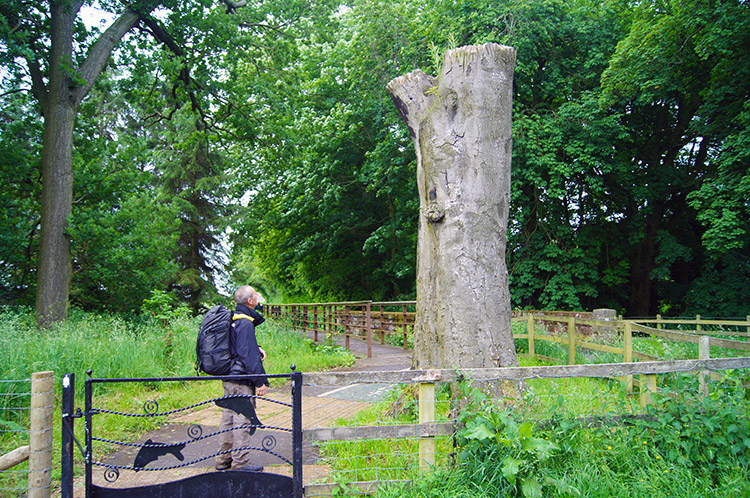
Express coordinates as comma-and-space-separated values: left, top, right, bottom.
188, 424, 203, 439
104, 467, 119, 483
143, 399, 159, 415
262, 435, 277, 451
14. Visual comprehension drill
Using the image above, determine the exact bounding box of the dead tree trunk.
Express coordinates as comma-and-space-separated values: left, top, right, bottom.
387, 43, 517, 370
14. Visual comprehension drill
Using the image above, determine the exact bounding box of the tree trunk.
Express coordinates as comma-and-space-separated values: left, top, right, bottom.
32, 3, 141, 326
34, 1, 79, 327
387, 43, 518, 370
36, 100, 77, 327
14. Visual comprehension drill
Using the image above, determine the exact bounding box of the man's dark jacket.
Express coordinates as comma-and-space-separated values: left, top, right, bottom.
229, 304, 269, 388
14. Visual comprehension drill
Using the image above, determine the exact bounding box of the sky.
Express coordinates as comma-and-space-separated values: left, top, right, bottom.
80, 5, 116, 29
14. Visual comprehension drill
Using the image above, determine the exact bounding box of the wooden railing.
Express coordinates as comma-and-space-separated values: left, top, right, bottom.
267, 301, 416, 358
267, 302, 750, 363
301, 356, 750, 496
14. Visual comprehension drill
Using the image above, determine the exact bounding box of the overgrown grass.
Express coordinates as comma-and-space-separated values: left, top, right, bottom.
372, 380, 750, 498
308, 347, 749, 498
0, 306, 355, 494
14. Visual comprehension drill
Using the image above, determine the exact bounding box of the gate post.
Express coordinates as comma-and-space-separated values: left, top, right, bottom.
61, 373, 75, 498
85, 372, 93, 498
291, 369, 303, 498
29, 371, 54, 498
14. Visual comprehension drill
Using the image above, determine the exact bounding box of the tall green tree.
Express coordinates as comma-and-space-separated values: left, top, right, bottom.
0, 0, 337, 324
600, 0, 750, 315
66, 72, 182, 313
155, 110, 229, 314
227, 0, 420, 301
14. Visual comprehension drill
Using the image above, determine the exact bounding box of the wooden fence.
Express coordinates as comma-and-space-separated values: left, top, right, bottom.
0, 371, 54, 498
267, 301, 750, 495
266, 302, 750, 364
301, 356, 750, 496
267, 301, 416, 358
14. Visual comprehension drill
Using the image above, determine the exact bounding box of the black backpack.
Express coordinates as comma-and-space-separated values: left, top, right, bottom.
196, 304, 234, 375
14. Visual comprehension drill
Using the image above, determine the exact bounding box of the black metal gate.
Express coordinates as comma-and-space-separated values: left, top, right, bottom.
61, 370, 303, 498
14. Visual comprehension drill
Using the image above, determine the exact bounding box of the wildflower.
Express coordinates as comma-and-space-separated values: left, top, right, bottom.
607, 446, 612, 450
656, 455, 661, 460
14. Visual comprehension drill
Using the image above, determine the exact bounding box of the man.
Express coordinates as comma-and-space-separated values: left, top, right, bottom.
215, 285, 269, 471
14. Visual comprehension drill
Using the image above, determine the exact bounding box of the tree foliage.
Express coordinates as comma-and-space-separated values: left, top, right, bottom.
1, 0, 748, 317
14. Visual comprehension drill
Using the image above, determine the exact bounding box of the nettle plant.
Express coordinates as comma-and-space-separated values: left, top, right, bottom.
635, 375, 750, 481
455, 381, 580, 498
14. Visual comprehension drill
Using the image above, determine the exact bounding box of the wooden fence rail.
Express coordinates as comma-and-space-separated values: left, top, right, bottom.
267, 302, 750, 363
268, 302, 750, 495
301, 356, 750, 496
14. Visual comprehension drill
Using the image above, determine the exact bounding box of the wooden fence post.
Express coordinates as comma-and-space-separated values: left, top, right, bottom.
567, 316, 576, 365
699, 335, 710, 397
418, 382, 436, 472
696, 314, 702, 334
379, 304, 386, 345
656, 314, 662, 330
640, 374, 657, 408
527, 314, 535, 357
29, 371, 54, 498
623, 322, 633, 393
326, 305, 331, 338
366, 302, 372, 359
402, 304, 409, 350
344, 305, 351, 351
313, 305, 319, 342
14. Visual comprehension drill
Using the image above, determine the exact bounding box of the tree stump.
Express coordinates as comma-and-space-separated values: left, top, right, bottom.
387, 43, 518, 370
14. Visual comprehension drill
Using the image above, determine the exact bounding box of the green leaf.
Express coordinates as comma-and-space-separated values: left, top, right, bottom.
501, 458, 522, 485
521, 437, 559, 458
463, 423, 496, 441
520, 476, 543, 498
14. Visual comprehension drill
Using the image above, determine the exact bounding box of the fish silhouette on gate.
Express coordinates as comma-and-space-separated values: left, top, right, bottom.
133, 439, 185, 470
215, 396, 263, 435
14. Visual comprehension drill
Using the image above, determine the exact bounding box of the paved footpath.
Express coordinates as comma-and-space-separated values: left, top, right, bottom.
76, 331, 411, 494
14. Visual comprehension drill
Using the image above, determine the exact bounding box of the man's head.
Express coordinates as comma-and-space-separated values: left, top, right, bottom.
235, 285, 257, 308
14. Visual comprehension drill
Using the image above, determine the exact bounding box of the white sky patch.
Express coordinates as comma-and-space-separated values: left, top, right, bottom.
80, 4, 116, 30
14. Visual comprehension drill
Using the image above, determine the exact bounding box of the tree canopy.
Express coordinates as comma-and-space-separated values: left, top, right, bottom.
1, 0, 748, 319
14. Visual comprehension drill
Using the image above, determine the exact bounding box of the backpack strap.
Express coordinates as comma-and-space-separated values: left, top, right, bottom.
232, 313, 255, 322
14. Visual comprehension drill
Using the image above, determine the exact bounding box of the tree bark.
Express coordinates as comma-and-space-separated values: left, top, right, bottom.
387, 43, 518, 370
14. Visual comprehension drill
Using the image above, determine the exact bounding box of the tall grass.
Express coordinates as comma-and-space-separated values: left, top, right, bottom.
370, 361, 750, 498
1, 306, 355, 399
0, 306, 355, 494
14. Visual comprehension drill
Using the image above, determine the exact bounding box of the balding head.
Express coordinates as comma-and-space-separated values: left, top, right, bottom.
235, 285, 257, 306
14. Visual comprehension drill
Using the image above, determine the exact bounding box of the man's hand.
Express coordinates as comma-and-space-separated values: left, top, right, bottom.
259, 347, 266, 361
256, 384, 268, 397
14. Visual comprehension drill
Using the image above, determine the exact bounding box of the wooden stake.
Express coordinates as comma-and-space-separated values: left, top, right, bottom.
29, 371, 54, 498
418, 382, 436, 472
